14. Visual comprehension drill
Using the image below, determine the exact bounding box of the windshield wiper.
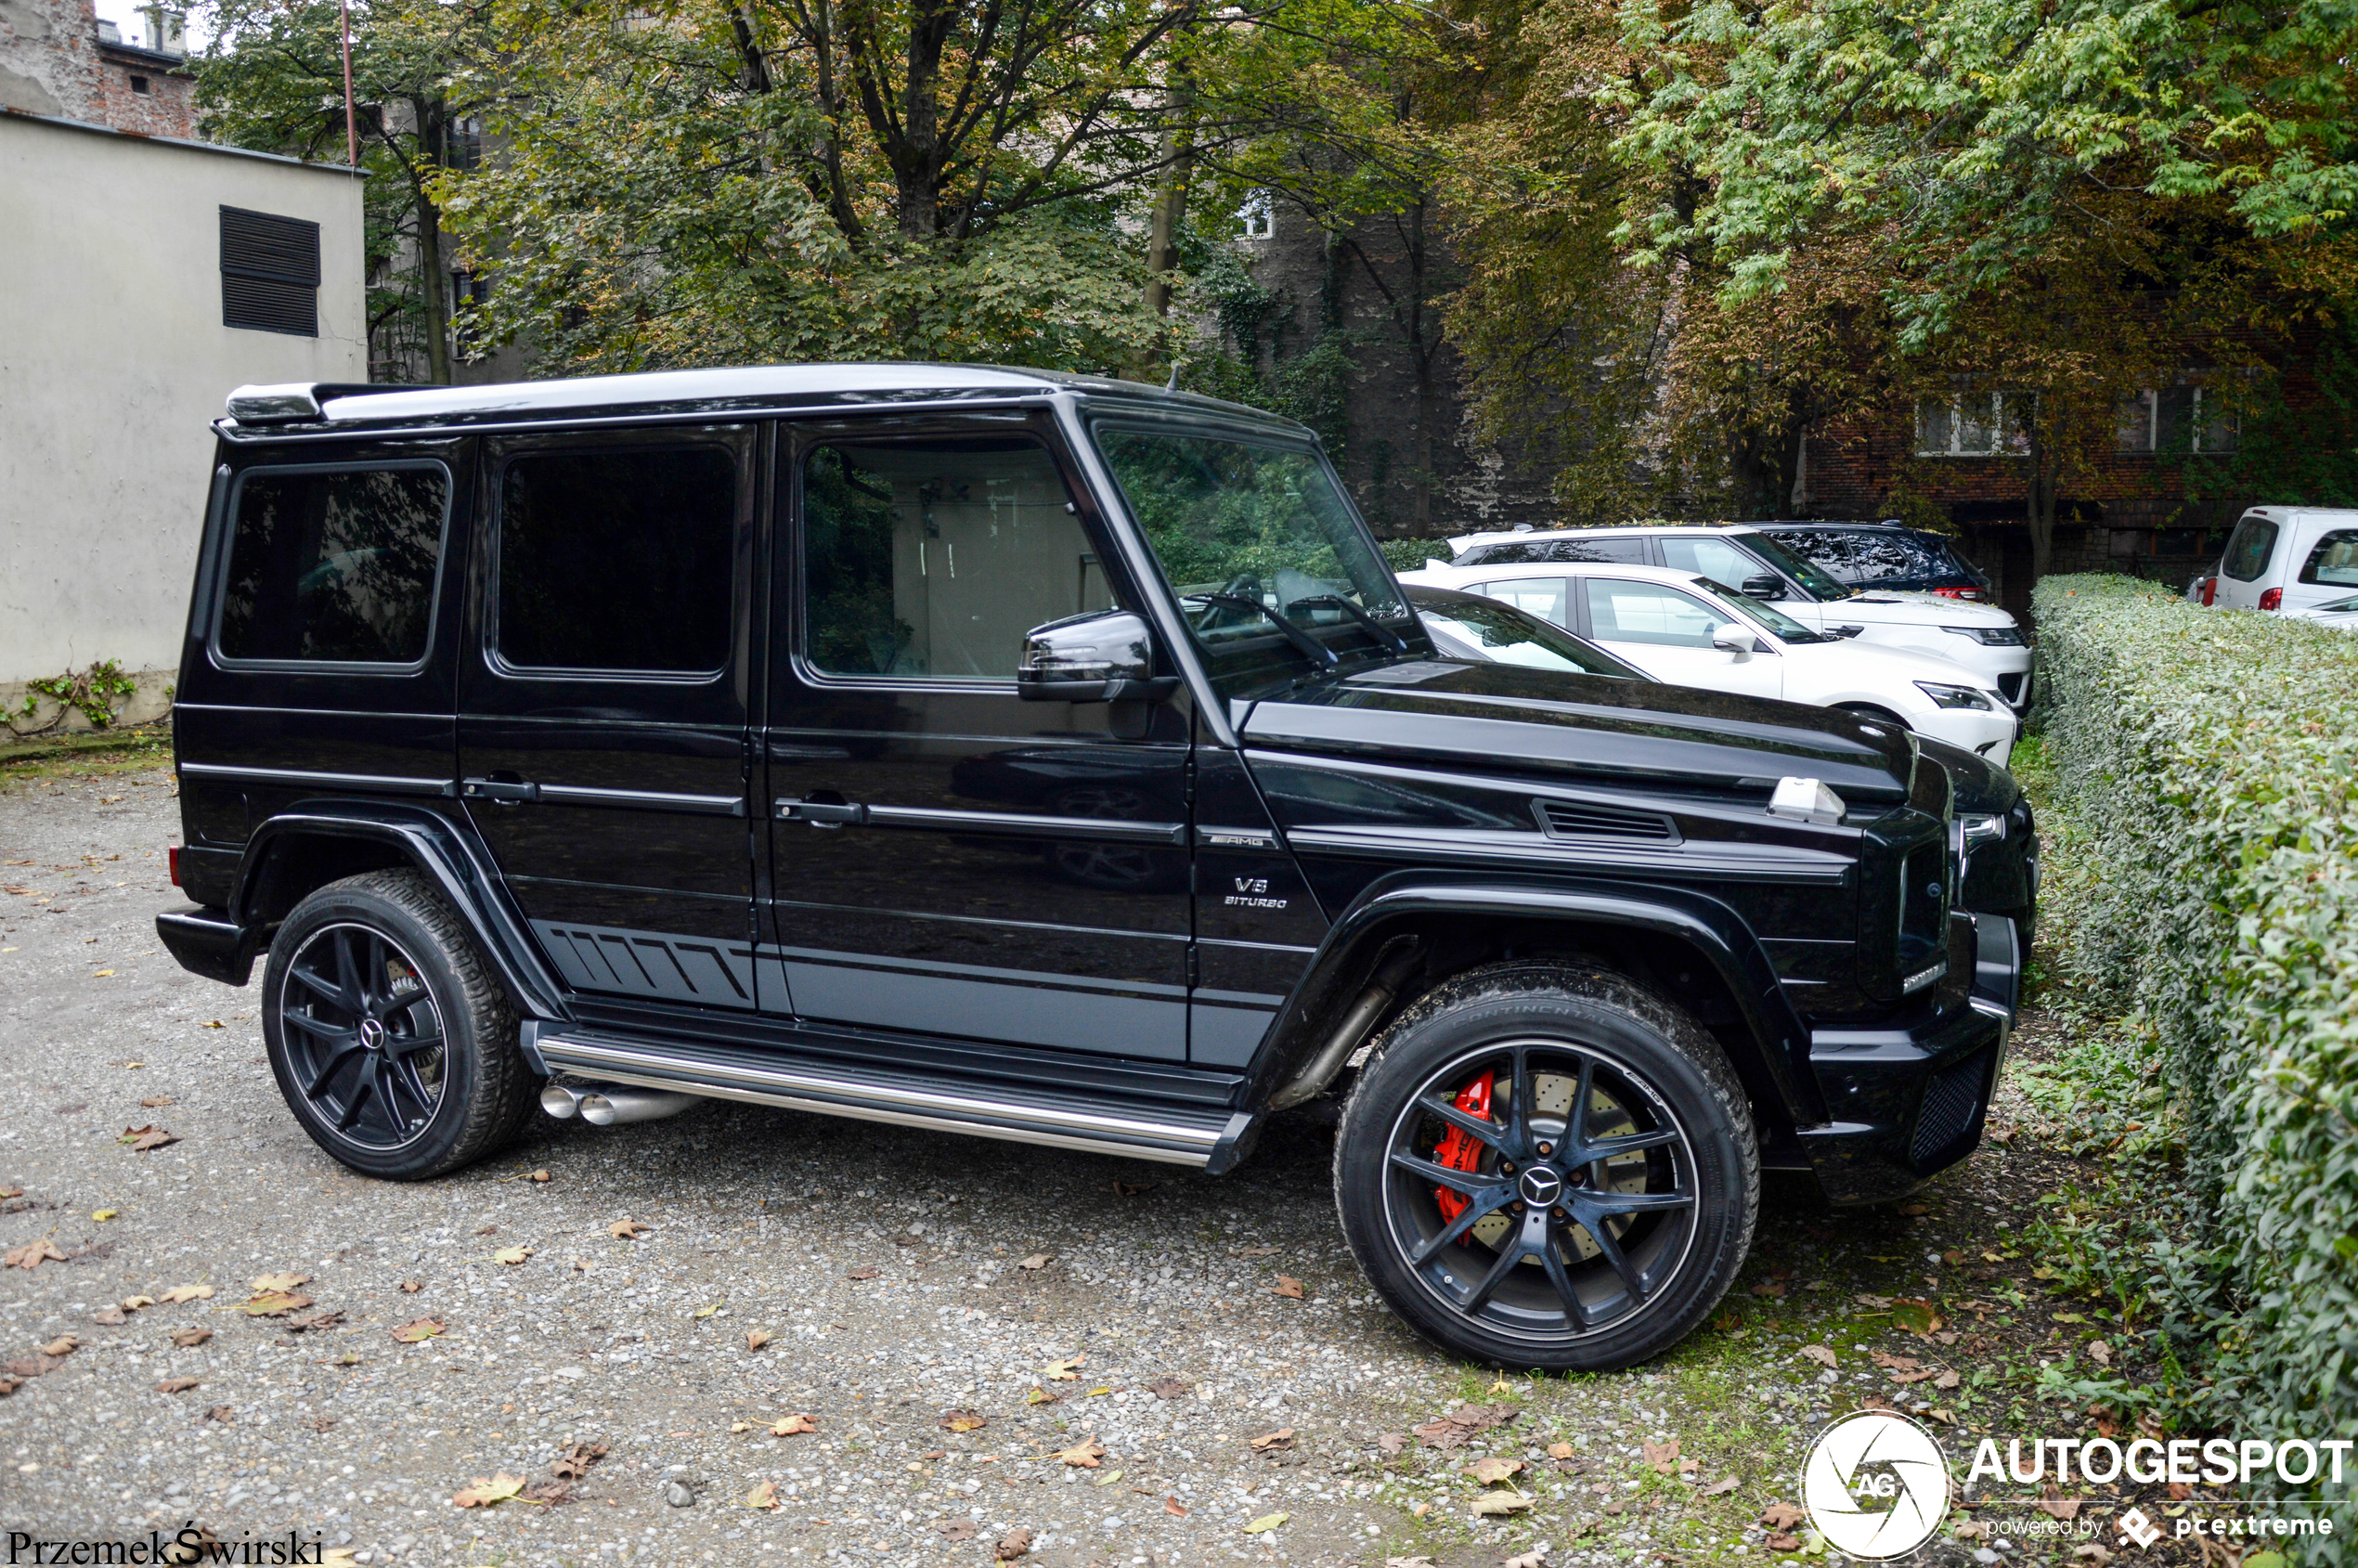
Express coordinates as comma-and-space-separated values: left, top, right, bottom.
1289, 593, 1411, 654
1189, 592, 1341, 669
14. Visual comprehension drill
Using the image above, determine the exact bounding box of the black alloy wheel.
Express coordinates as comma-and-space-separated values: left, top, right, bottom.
1335, 964, 1757, 1371
279, 922, 447, 1151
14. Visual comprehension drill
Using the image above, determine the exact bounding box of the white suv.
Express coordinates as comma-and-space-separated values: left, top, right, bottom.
2188, 507, 2358, 615
1442, 525, 2035, 710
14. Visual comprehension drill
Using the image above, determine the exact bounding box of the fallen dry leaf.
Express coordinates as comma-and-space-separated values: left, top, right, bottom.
0, 1378, 20, 1398
2089, 1340, 2113, 1367
169, 1327, 211, 1348
202, 1405, 233, 1424
1043, 1355, 1084, 1380
397, 1281, 422, 1293
1147, 1377, 1190, 1399
1507, 1551, 1548, 1568
1701, 1475, 1741, 1497
608, 1218, 649, 1240
156, 1376, 201, 1393
1890, 1369, 1937, 1385
744, 1481, 781, 1510
847, 1265, 881, 1280
39, 1335, 76, 1358
2072, 1544, 2112, 1563
1243, 1512, 1289, 1533
390, 1317, 446, 1343
249, 1272, 309, 1294
1056, 1438, 1108, 1468
941, 1409, 989, 1432
493, 1247, 532, 1266
1471, 1490, 1533, 1516
1800, 1344, 1837, 1367
1112, 1180, 1155, 1198
1933, 1369, 1961, 1390
550, 1442, 607, 1480
745, 1328, 774, 1352
1024, 1386, 1059, 1405
5, 1239, 65, 1271
121, 1295, 152, 1311
1272, 1275, 1304, 1300
138, 1095, 174, 1109
1870, 1351, 1920, 1371
771, 1413, 817, 1436
235, 1291, 313, 1318
936, 1518, 978, 1539
693, 1302, 721, 1319
288, 1311, 345, 1334
527, 1170, 551, 1183
1927, 1407, 1959, 1426
92, 1306, 127, 1326
91, 1209, 118, 1223
1767, 1533, 1801, 1551
2038, 1487, 2082, 1521
1250, 1428, 1297, 1452
120, 1125, 178, 1152
994, 1527, 1033, 1561
1164, 1497, 1187, 1516
1760, 1502, 1806, 1531
1642, 1439, 1681, 1473
1546, 1441, 1574, 1459
1018, 1253, 1051, 1270
452, 1474, 526, 1509
1470, 1456, 1524, 1484
1749, 1280, 1785, 1299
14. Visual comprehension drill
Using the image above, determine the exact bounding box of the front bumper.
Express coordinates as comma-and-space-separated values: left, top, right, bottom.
1793, 914, 2018, 1204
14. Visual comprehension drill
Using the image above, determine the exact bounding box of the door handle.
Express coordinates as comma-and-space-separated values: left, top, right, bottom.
461, 777, 540, 804
775, 797, 866, 827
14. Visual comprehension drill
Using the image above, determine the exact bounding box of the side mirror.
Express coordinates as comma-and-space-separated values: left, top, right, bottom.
1711, 622, 1759, 659
1017, 610, 1178, 703
1739, 573, 1784, 600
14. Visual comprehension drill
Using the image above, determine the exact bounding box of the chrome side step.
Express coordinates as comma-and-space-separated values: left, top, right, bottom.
529, 1028, 1255, 1171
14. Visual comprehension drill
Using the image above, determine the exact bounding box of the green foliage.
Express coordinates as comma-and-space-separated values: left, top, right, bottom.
1378, 538, 1456, 570
9, 661, 138, 736
2036, 574, 2358, 1503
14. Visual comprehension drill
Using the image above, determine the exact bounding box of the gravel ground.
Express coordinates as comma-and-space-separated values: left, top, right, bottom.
0, 760, 2116, 1568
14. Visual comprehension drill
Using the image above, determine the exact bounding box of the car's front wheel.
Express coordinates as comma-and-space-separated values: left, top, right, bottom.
260, 869, 537, 1180
1333, 963, 1757, 1370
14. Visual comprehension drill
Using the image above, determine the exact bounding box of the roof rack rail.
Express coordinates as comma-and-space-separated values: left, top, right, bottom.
224, 382, 435, 424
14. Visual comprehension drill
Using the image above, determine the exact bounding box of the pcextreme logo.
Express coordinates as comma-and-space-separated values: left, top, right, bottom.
1800, 1410, 1951, 1559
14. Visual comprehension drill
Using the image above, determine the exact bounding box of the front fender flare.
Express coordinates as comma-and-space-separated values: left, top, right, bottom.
231, 801, 570, 1020
1242, 872, 1828, 1128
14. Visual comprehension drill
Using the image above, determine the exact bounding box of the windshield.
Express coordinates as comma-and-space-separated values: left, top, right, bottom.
1734, 530, 1857, 602
1413, 592, 1647, 678
1093, 423, 1421, 693
1691, 577, 1827, 642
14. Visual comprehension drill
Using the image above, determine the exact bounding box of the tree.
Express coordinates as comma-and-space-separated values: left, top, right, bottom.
197, 0, 491, 382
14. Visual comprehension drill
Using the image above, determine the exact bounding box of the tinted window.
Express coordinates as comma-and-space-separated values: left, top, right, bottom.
498, 447, 735, 673
1658, 536, 1768, 591
1471, 577, 1570, 627
1768, 527, 1955, 584
217, 464, 447, 664
1583, 579, 1729, 648
2300, 530, 2358, 587
1459, 536, 1648, 566
2222, 516, 2279, 582
804, 437, 1105, 680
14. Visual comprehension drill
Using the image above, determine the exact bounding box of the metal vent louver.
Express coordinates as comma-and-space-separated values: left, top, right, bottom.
1532, 799, 1680, 844
220, 206, 320, 337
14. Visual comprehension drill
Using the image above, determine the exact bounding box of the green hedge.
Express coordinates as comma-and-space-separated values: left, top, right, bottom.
2037, 574, 2358, 1473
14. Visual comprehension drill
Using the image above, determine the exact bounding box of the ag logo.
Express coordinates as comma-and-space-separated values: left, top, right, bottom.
1800, 1410, 1949, 1559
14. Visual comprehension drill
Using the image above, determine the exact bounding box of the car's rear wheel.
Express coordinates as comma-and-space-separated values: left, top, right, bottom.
261, 869, 536, 1180
1334, 963, 1756, 1370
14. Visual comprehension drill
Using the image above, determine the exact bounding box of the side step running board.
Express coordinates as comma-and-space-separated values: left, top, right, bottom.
526, 1026, 1258, 1173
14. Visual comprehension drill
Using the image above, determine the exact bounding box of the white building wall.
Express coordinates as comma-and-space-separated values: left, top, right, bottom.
0, 110, 364, 713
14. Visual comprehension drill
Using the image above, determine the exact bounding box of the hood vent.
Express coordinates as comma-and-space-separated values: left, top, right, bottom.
1533, 798, 1680, 845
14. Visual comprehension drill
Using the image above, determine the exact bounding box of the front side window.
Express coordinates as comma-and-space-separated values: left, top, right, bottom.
1740, 530, 1859, 601
217, 463, 447, 664
1094, 423, 1421, 693
2222, 516, 2279, 581
802, 436, 1107, 680
2300, 530, 2358, 588
498, 446, 736, 674
1691, 577, 1821, 641
1582, 579, 1731, 648
1760, 527, 1943, 588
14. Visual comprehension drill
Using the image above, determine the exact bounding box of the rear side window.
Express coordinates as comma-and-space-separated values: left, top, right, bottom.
1460, 537, 1648, 566
2221, 516, 2279, 581
1657, 536, 1767, 590
1768, 528, 1951, 583
498, 447, 736, 673
217, 463, 448, 664
2300, 530, 2358, 587
1470, 577, 1570, 628
1583, 578, 1727, 647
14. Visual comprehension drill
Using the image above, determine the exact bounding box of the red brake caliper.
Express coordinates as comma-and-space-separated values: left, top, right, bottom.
1432, 1071, 1494, 1236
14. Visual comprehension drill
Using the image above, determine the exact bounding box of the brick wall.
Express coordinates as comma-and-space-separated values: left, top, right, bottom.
1, 0, 194, 137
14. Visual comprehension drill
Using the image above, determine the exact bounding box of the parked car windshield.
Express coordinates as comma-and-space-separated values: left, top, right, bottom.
1690, 577, 1830, 642
1093, 423, 1421, 692
1409, 590, 1647, 678
1734, 530, 1862, 601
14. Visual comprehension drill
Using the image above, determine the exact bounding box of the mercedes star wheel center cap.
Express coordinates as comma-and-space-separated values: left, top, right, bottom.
1519, 1166, 1564, 1207
359, 1018, 385, 1051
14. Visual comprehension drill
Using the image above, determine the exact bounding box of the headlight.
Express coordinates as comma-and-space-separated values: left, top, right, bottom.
1959, 812, 2006, 848
1942, 625, 2027, 646
1915, 680, 1994, 709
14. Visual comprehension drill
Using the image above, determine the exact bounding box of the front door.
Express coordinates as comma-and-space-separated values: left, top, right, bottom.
1574, 576, 1785, 702
760, 418, 1193, 1061
457, 426, 760, 1011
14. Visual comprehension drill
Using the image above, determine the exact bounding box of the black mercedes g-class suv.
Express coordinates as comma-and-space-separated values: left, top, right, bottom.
157, 365, 2016, 1371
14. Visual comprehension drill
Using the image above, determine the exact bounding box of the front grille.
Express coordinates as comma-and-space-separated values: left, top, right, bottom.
1911, 1049, 1989, 1166
1533, 799, 1679, 844
1997, 672, 2028, 706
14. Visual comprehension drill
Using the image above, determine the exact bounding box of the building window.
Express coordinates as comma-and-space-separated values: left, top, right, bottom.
1237, 191, 1275, 240
1915, 393, 2032, 457
219, 206, 320, 337
128, 73, 149, 94
2116, 384, 2237, 454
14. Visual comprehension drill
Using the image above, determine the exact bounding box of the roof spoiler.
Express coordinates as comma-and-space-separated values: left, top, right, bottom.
224, 382, 434, 424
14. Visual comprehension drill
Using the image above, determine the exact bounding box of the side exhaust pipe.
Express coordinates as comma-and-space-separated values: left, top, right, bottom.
578, 1087, 701, 1127
1267, 938, 1422, 1110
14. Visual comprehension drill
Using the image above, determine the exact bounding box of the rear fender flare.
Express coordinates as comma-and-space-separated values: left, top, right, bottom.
234, 803, 569, 1020
1243, 873, 1827, 1128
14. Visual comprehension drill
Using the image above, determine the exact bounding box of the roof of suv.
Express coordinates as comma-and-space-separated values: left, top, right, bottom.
1447, 520, 1907, 551
219, 363, 1309, 439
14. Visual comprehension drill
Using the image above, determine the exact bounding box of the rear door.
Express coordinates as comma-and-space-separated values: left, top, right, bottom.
457, 427, 760, 1012
758, 416, 1193, 1062
2215, 512, 2281, 609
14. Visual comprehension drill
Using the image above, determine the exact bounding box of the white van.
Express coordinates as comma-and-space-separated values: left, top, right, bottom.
2189, 508, 2358, 613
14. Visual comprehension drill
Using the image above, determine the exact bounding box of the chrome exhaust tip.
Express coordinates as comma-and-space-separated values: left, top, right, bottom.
540, 1082, 591, 1120
578, 1088, 701, 1127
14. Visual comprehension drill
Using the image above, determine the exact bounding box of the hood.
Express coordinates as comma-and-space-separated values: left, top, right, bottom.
1916, 734, 2020, 817
1825, 591, 2018, 628
1238, 657, 1917, 805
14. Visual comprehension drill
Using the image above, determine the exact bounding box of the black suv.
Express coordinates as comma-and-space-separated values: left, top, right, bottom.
1758, 521, 1993, 601
157, 366, 2016, 1372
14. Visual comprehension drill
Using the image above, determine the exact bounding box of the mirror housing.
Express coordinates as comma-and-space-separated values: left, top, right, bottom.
1017, 610, 1179, 703
1739, 573, 1784, 600
1711, 622, 1759, 658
